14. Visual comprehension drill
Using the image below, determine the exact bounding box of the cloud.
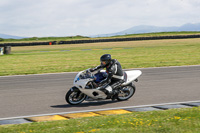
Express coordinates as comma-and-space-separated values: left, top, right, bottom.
0, 0, 200, 37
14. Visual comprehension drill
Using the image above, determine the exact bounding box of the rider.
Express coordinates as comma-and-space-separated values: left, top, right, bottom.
90, 54, 124, 100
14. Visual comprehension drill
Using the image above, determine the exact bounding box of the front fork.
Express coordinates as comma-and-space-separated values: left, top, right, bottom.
70, 87, 81, 98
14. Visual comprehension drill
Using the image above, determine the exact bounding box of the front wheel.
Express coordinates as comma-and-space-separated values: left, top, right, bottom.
117, 84, 136, 101
65, 89, 86, 105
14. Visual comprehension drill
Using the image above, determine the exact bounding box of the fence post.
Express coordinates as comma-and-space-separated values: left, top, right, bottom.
4, 46, 11, 54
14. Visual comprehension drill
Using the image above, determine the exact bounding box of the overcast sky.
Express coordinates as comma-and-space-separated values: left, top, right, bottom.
0, 0, 199, 37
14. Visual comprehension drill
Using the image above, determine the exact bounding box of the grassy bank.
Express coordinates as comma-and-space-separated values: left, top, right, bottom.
1, 31, 200, 43
0, 107, 200, 133
0, 38, 200, 76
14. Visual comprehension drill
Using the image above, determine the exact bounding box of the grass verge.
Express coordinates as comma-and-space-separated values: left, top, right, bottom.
0, 38, 200, 76
0, 107, 200, 133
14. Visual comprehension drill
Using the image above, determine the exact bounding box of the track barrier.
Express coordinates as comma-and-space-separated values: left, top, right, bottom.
0, 35, 200, 55
3, 46, 11, 54
0, 34, 200, 47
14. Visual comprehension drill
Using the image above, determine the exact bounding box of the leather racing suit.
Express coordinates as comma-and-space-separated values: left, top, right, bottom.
90, 59, 124, 95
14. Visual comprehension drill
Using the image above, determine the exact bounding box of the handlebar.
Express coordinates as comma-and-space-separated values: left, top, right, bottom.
79, 69, 95, 80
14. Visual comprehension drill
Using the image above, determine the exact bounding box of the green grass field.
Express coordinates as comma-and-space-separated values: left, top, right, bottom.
0, 107, 200, 133
0, 38, 200, 76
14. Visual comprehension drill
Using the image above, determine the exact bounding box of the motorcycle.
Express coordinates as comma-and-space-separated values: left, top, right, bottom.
65, 69, 142, 105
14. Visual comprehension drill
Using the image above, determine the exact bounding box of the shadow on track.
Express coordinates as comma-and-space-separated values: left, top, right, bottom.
51, 100, 124, 108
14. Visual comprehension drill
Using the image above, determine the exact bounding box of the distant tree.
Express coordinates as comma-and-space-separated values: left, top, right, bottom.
0, 38, 4, 41
31, 37, 38, 40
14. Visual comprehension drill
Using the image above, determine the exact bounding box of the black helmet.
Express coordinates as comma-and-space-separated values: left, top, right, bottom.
100, 54, 111, 66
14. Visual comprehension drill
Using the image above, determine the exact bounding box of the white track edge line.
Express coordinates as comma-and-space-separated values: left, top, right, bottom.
0, 100, 200, 121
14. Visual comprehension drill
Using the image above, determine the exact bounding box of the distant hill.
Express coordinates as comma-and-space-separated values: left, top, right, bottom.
91, 23, 200, 37
1, 23, 200, 39
0, 33, 25, 39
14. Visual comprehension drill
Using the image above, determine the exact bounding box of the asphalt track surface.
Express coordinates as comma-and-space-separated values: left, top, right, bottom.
0, 65, 200, 119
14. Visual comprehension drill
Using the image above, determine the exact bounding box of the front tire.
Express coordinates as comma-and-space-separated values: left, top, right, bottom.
65, 89, 86, 105
117, 84, 136, 101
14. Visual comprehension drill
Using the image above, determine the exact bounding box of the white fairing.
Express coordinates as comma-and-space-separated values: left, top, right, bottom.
81, 89, 107, 99
73, 71, 108, 99
74, 79, 107, 99
73, 71, 84, 85
122, 70, 142, 86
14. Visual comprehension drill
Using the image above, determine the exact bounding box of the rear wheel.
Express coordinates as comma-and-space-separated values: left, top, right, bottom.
117, 84, 136, 101
65, 89, 86, 105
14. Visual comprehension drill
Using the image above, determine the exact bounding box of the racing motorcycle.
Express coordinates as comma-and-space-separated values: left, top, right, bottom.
65, 69, 142, 105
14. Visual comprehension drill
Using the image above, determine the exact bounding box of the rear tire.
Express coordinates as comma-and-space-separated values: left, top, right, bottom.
65, 89, 86, 105
117, 84, 136, 101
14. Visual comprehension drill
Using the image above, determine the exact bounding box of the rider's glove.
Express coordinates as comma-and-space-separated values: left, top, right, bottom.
89, 68, 95, 72
86, 69, 91, 73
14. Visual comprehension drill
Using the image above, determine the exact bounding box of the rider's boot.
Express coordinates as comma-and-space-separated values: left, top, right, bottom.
111, 89, 119, 101
104, 89, 119, 101
99, 85, 119, 100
